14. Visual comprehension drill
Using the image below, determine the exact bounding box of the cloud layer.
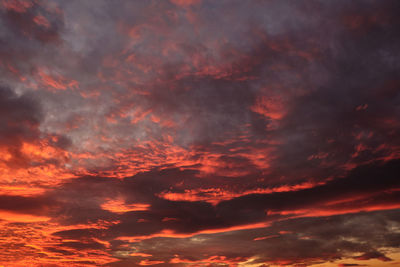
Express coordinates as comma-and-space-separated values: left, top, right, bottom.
0, 0, 399, 266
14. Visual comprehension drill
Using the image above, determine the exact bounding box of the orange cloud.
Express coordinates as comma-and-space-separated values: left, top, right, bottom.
101, 198, 150, 214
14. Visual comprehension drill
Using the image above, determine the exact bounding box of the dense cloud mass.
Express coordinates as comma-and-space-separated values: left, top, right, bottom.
0, 0, 399, 266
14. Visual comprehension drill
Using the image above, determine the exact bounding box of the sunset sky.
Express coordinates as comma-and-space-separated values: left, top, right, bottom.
0, 0, 400, 266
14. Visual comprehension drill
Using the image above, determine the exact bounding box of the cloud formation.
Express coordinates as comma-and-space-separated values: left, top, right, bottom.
0, 0, 399, 266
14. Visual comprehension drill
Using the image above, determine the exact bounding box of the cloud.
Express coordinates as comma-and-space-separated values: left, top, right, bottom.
1, 0, 63, 44
107, 209, 400, 266
0, 0, 399, 266
0, 86, 43, 168
41, 159, 400, 266
354, 251, 392, 262
0, 86, 72, 183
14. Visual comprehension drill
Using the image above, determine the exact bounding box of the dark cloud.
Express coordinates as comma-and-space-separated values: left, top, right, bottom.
0, 86, 42, 167
0, 194, 55, 215
2, 0, 63, 44
0, 0, 399, 266
354, 251, 392, 262
0, 85, 71, 173
217, 159, 400, 218
107, 209, 400, 266
47, 159, 400, 252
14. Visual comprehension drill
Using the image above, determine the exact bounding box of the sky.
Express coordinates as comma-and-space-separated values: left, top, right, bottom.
0, 0, 400, 266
